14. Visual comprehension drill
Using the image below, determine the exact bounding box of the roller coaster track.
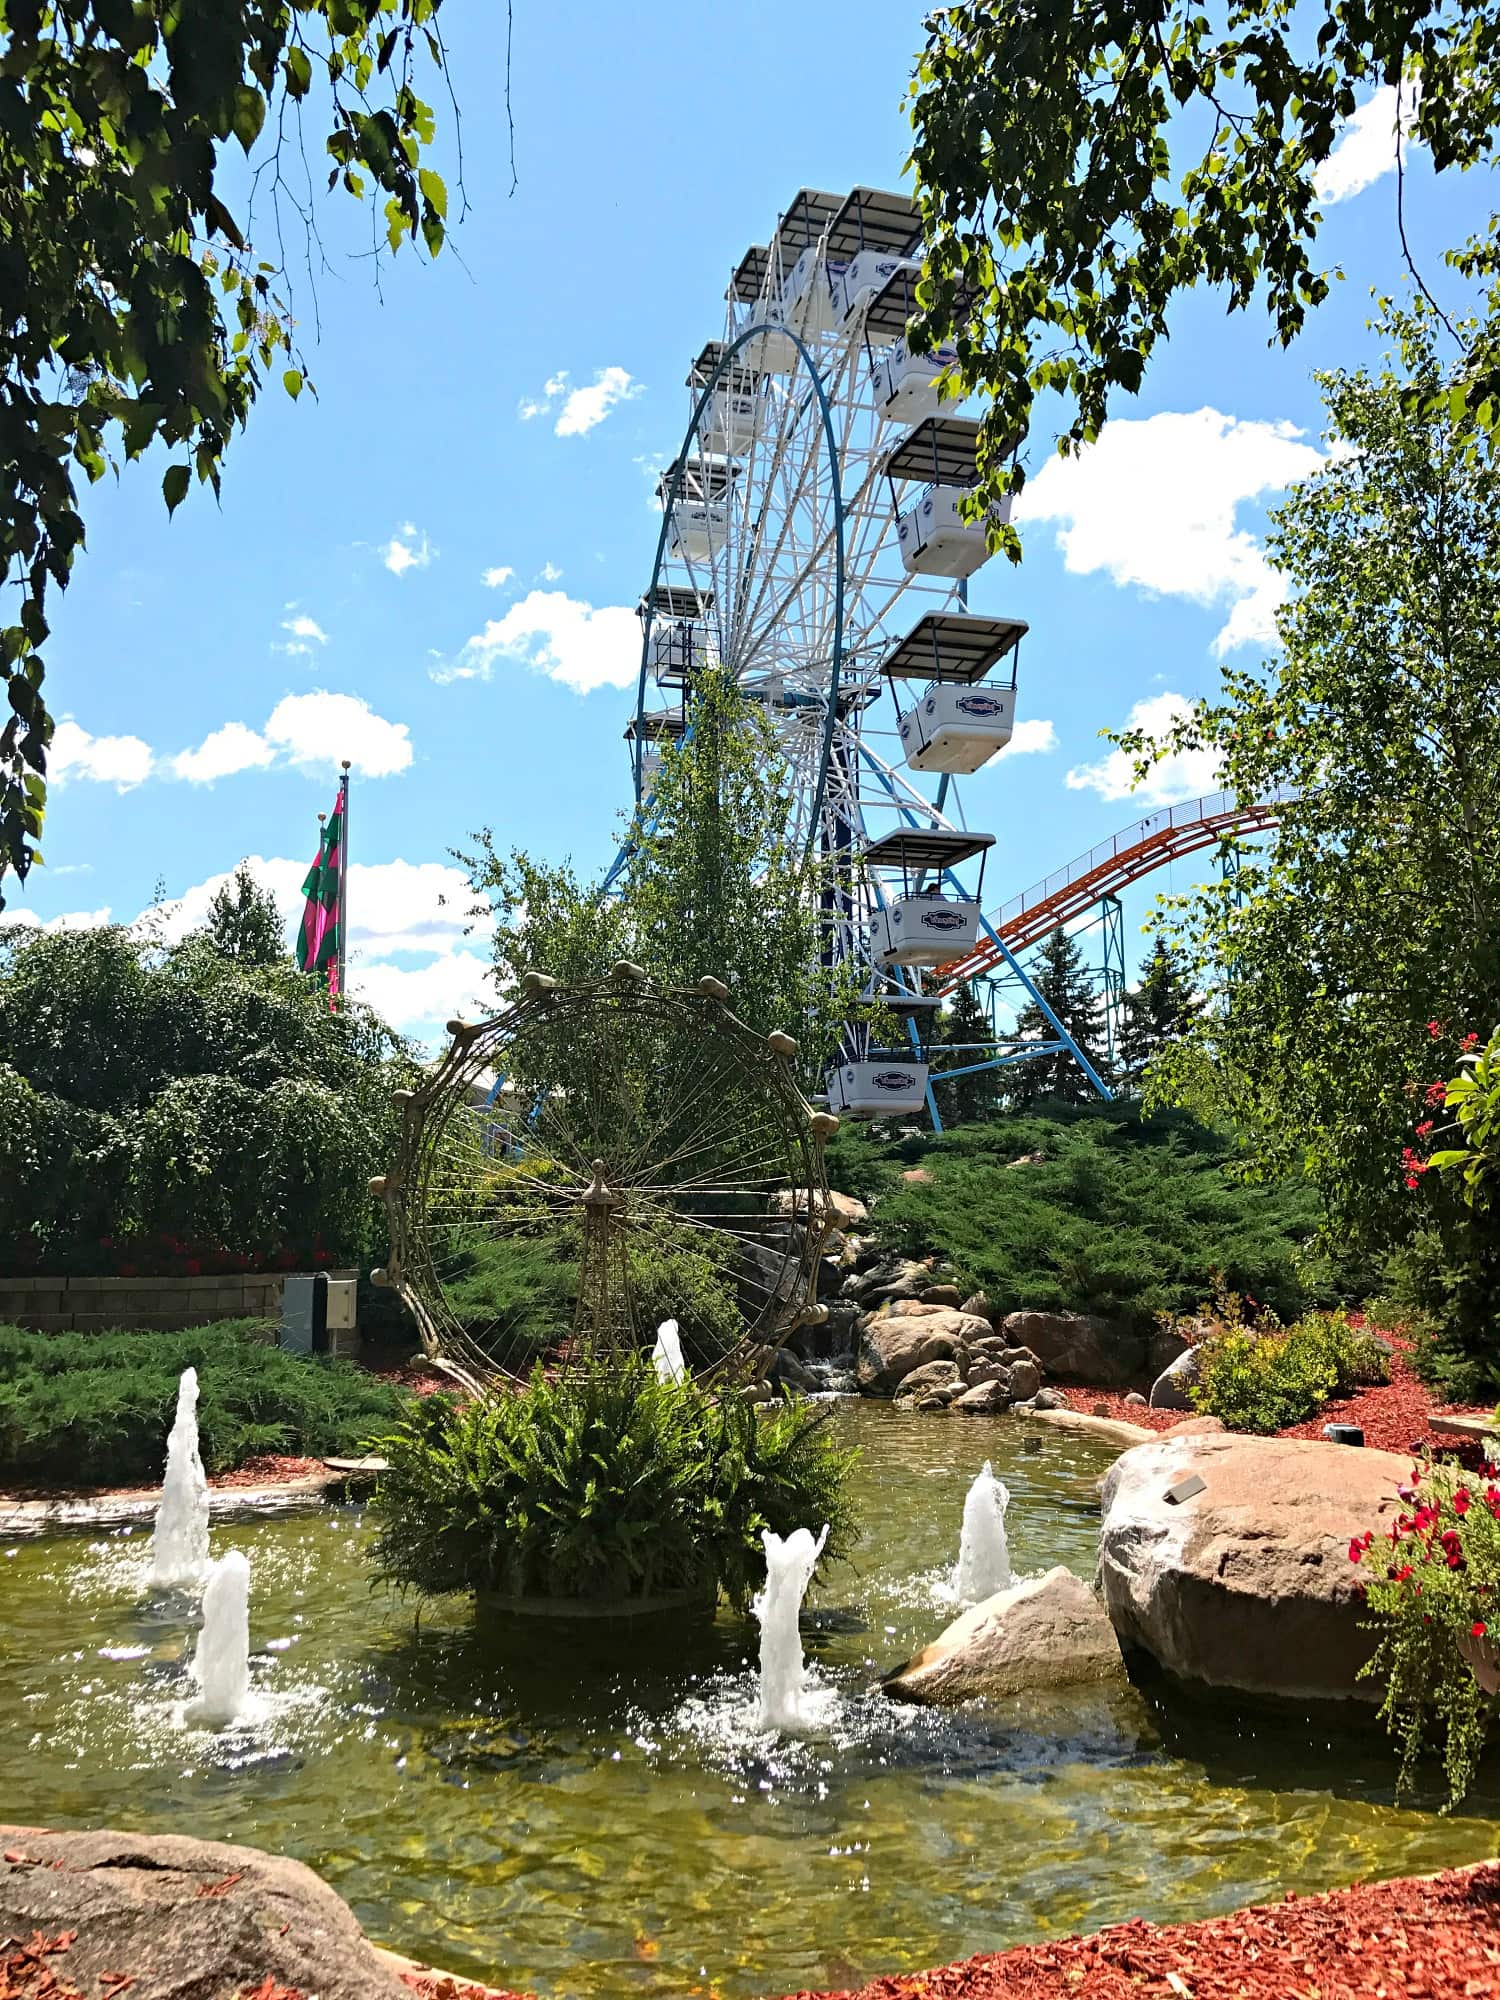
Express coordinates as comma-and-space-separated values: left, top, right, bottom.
935, 786, 1296, 993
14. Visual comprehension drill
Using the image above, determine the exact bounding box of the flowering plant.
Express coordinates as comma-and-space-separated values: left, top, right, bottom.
1427, 1023, 1500, 1206
1356, 1446, 1500, 1807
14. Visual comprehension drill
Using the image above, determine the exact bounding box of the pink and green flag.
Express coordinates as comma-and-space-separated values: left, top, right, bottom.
296, 793, 343, 1003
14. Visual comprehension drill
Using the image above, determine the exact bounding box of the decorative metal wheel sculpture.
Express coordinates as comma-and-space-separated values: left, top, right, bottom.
375, 968, 836, 1388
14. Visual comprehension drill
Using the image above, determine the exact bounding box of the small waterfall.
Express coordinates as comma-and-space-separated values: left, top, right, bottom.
187, 1549, 251, 1729
651, 1319, 687, 1384
955, 1461, 1012, 1604
148, 1367, 210, 1590
754, 1524, 828, 1732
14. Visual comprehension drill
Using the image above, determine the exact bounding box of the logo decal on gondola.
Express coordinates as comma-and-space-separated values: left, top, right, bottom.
920, 908, 969, 932
872, 1070, 918, 1091
957, 695, 1005, 717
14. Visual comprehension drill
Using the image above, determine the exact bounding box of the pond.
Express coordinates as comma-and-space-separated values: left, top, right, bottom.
3, 1401, 1497, 1999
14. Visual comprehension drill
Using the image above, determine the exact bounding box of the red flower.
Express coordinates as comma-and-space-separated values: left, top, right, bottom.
1427, 1020, 1444, 1039
1455, 1487, 1472, 1517
1415, 1120, 1433, 1139
1394, 1564, 1414, 1583
1440, 1529, 1465, 1570
1473, 1622, 1489, 1638
1463, 1031, 1481, 1051
1405, 1175, 1420, 1190
1425, 1080, 1447, 1107
1348, 1538, 1366, 1563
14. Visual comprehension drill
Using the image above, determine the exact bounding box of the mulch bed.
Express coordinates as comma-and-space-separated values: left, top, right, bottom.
1057, 1323, 1493, 1456
780, 1861, 1500, 1999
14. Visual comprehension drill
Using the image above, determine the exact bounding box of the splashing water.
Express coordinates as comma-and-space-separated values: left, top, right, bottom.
955, 1461, 1012, 1604
148, 1367, 209, 1590
754, 1524, 828, 1732
651, 1319, 687, 1384
186, 1549, 251, 1729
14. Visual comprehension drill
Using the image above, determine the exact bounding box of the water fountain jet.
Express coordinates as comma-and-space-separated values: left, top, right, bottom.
754, 1524, 828, 1732
148, 1367, 210, 1589
651, 1319, 687, 1385
955, 1461, 1011, 1604
187, 1549, 251, 1729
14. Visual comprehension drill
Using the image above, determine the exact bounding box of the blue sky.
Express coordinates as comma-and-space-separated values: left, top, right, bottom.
6, 4, 1490, 1042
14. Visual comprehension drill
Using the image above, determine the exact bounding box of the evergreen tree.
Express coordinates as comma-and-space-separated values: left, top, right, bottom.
1117, 939, 1202, 1089
1007, 926, 1110, 1106
933, 981, 1003, 1125
202, 865, 286, 967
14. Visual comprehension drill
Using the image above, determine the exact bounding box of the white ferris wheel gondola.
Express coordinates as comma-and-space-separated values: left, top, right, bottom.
632, 184, 1030, 1117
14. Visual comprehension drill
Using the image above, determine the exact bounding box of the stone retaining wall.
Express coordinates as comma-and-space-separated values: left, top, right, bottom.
0, 1270, 357, 1335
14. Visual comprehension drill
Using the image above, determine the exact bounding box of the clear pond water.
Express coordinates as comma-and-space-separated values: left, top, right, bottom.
3, 1402, 1499, 1998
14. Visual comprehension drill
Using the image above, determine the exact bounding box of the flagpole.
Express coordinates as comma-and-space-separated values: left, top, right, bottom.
337, 760, 350, 1008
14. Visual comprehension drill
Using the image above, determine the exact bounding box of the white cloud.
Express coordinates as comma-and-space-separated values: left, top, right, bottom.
482, 565, 515, 589
435, 588, 637, 694
538, 561, 563, 583
0, 905, 113, 934
1066, 692, 1222, 806
263, 692, 413, 776
275, 612, 328, 658
167, 693, 412, 784
354, 951, 496, 1034
1315, 83, 1421, 204
1016, 407, 1323, 655
382, 522, 433, 576
995, 717, 1058, 761
172, 721, 277, 785
48, 718, 154, 790
518, 367, 643, 437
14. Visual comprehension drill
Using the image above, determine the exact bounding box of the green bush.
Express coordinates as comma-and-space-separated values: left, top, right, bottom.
367, 1357, 857, 1610
0, 1321, 410, 1485
1190, 1310, 1390, 1432
826, 1102, 1329, 1328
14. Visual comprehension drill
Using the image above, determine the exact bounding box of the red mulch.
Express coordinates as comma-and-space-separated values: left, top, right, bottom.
780, 1861, 1500, 1999
1058, 1323, 1493, 1455
399, 1978, 528, 2000
208, 1455, 322, 1489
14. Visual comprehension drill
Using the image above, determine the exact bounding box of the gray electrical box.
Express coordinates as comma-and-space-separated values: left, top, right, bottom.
281, 1274, 359, 1357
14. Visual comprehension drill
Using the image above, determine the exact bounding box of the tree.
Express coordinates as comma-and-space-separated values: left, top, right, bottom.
933, 980, 1003, 1124
1, 1, 459, 904
0, 907, 413, 1267
908, 0, 1500, 537
1117, 939, 1202, 1089
202, 863, 285, 966
464, 669, 863, 1082
1132, 300, 1500, 1369
1007, 926, 1110, 1106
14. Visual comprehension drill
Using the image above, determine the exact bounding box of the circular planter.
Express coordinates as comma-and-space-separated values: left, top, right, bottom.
475, 1585, 717, 1622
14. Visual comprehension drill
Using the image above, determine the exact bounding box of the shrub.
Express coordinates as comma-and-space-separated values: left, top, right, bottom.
1355, 1446, 1500, 1808
825, 1102, 1329, 1328
1190, 1309, 1389, 1432
0, 1321, 409, 1485
367, 1357, 857, 1610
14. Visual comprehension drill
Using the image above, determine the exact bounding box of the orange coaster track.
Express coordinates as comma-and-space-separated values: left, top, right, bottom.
935, 786, 1292, 993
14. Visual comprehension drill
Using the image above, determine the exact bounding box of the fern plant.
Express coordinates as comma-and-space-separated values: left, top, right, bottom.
367, 1358, 858, 1611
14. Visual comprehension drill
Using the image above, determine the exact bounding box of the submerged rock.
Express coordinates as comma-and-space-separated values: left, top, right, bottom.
1098, 1433, 1411, 1702
893, 1358, 963, 1403
885, 1567, 1124, 1704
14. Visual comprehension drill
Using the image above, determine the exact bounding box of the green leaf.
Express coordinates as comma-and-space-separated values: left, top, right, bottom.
162, 463, 191, 515
231, 84, 266, 152
419, 166, 447, 219
283, 369, 303, 400
285, 46, 313, 99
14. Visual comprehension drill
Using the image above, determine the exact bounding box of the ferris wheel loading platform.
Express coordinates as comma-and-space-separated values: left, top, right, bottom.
933, 788, 1293, 994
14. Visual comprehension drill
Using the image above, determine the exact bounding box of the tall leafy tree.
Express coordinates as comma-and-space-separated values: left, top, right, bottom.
933, 979, 1003, 1124
1133, 301, 1500, 1366
202, 862, 285, 966
1117, 939, 1202, 1089
0, 0, 459, 903
907, 0, 1500, 536
463, 669, 863, 1082
1007, 925, 1110, 1106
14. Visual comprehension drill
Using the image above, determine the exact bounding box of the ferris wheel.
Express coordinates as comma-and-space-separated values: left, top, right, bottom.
630, 188, 1045, 1122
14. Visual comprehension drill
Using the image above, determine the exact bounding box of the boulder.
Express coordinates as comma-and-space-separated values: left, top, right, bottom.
856, 1315, 963, 1395
885, 1567, 1124, 1704
954, 1373, 1013, 1412
864, 1258, 931, 1306
960, 1292, 996, 1322
1161, 1415, 1225, 1438
1149, 1343, 1202, 1411
998, 1345, 1045, 1373
1098, 1434, 1411, 1702
1002, 1310, 1144, 1385
771, 1348, 815, 1391
893, 1358, 962, 1403
1006, 1150, 1048, 1170
966, 1358, 1005, 1386
1124, 1391, 1148, 1408
1032, 1386, 1069, 1410
827, 1190, 869, 1230
901, 1168, 933, 1185
0, 1826, 412, 1999
1148, 1317, 1197, 1378
1007, 1358, 1042, 1403
920, 1283, 964, 1308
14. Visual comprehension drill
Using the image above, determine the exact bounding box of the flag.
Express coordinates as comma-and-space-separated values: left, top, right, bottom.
296, 793, 343, 1003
